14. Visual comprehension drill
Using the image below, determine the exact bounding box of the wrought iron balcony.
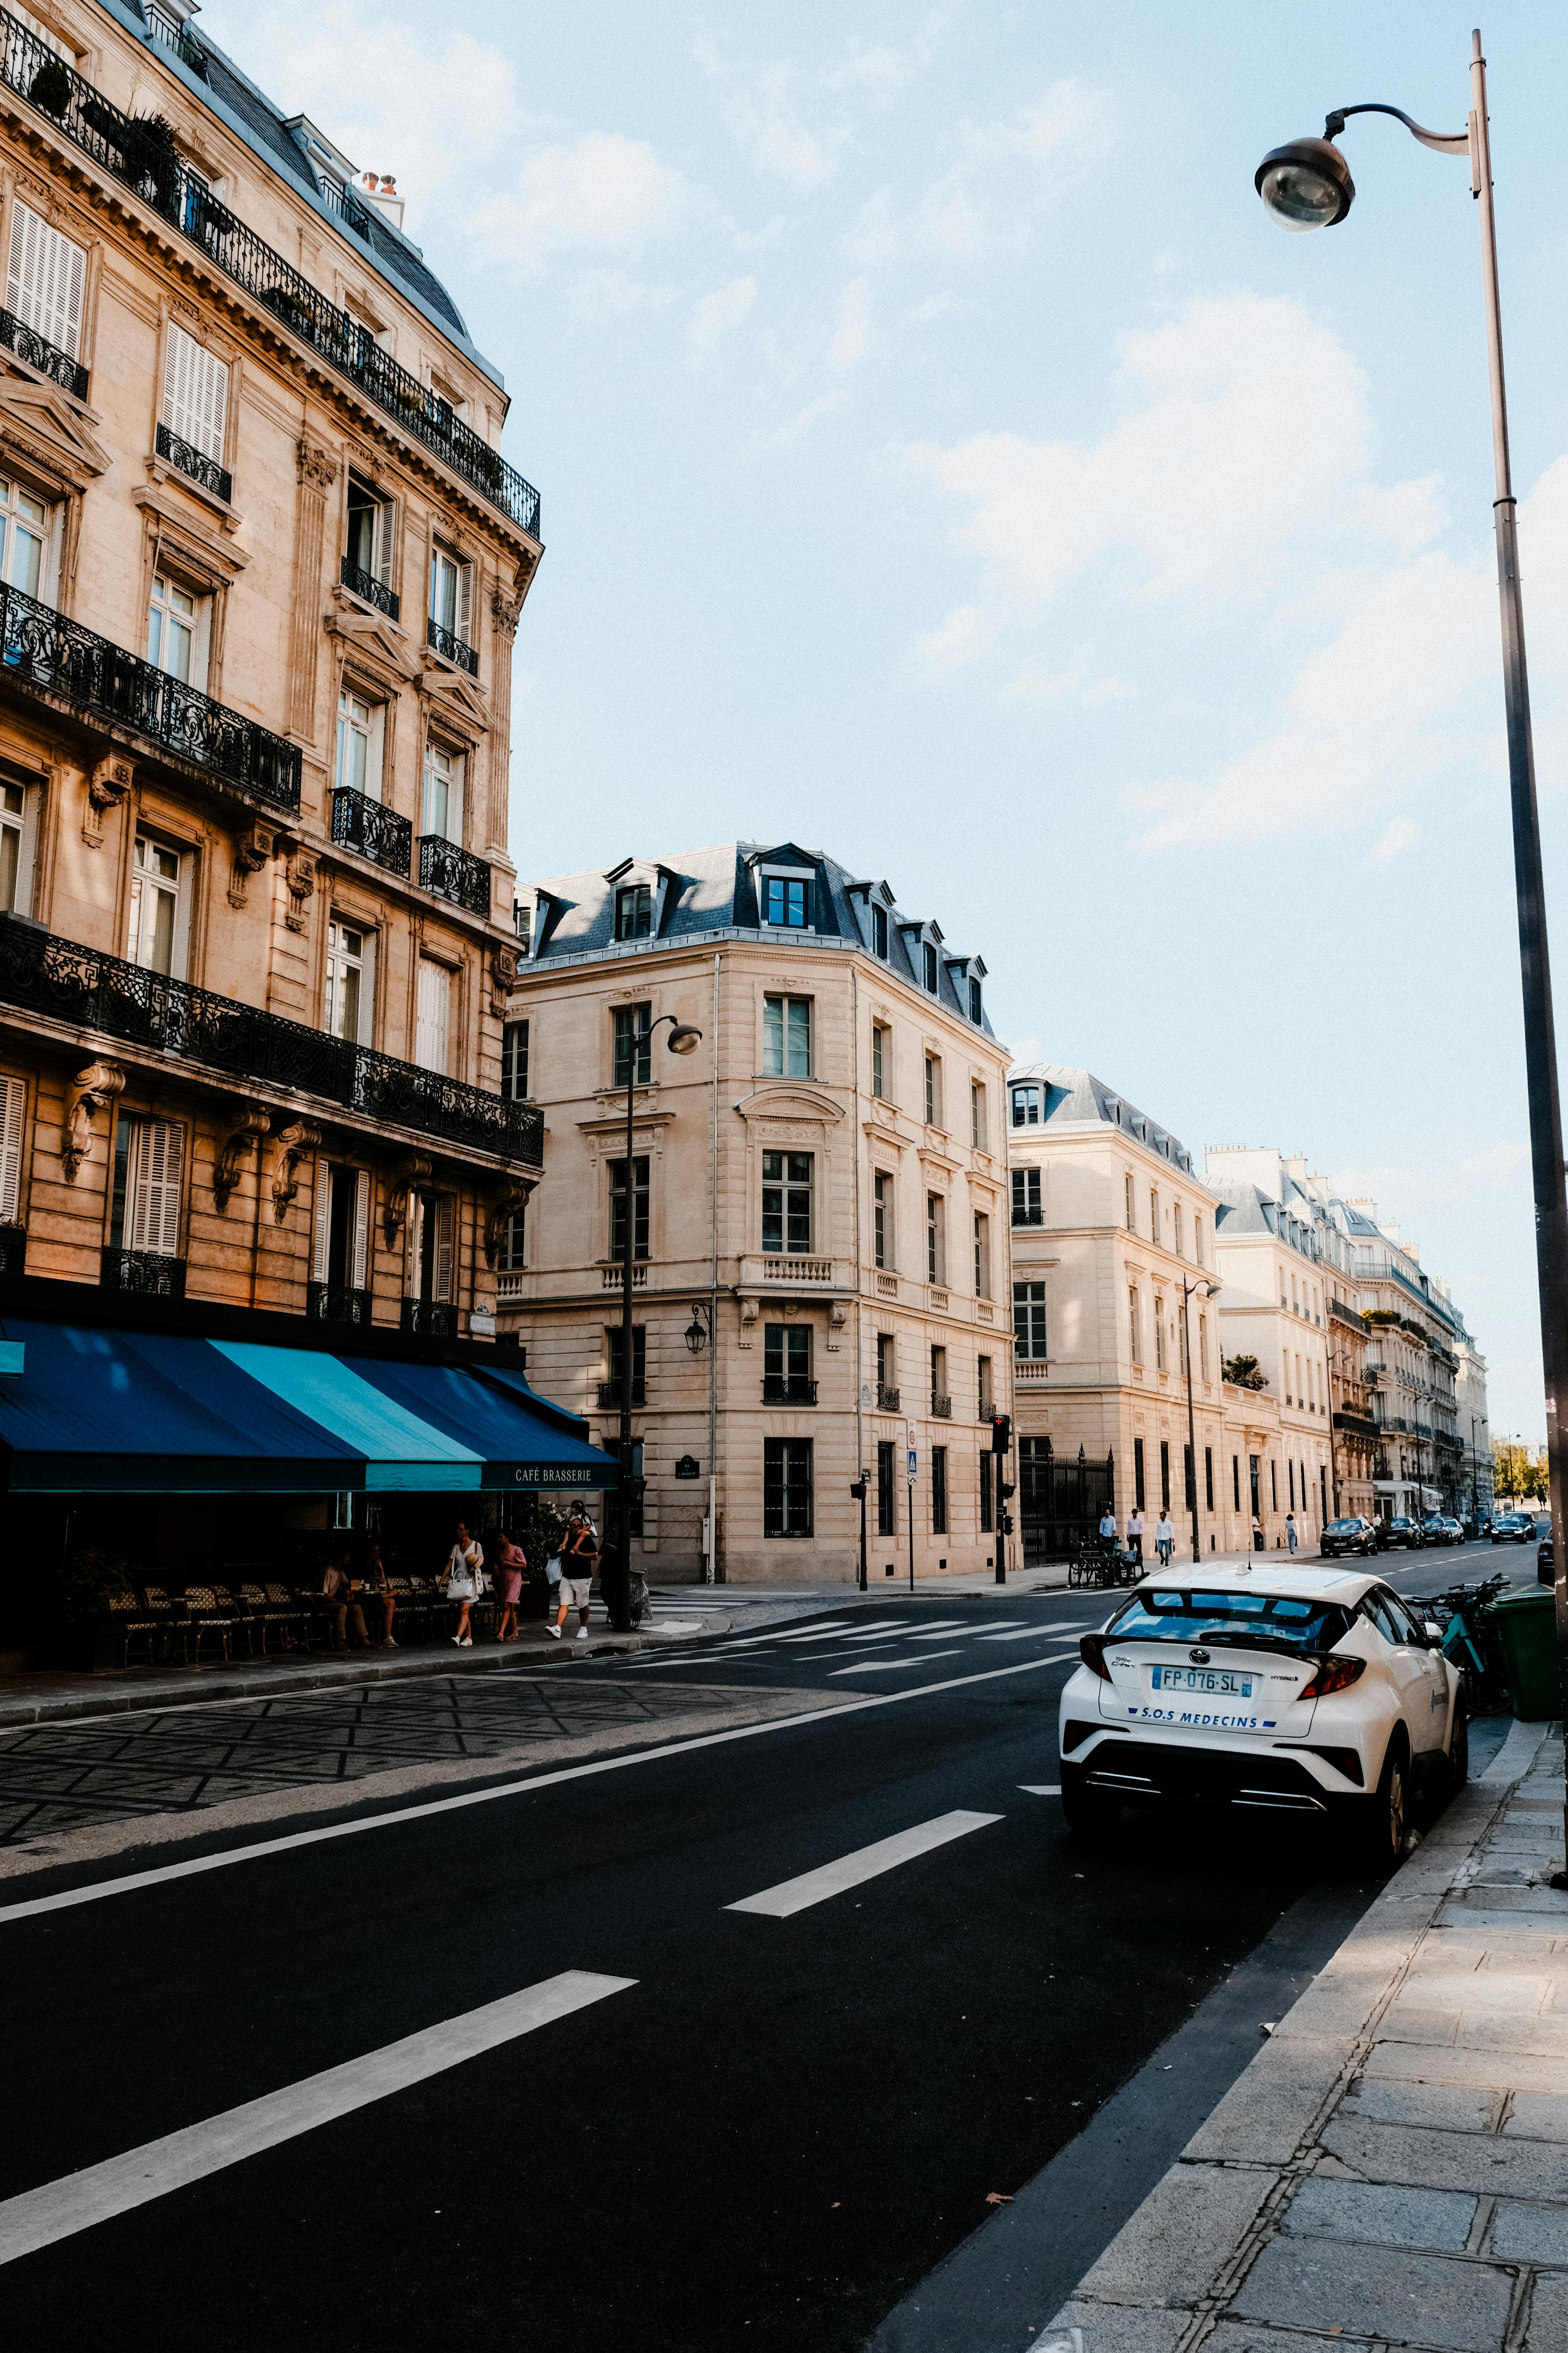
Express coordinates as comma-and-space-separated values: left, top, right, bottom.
0, 305, 87, 399
3, 6, 541, 538
426, 618, 478, 677
597, 1377, 646, 1407
0, 923, 545, 1164
332, 787, 412, 878
402, 1298, 458, 1338
0, 1221, 24, 1283
930, 1392, 952, 1418
0, 581, 300, 814
876, 1383, 900, 1412
762, 1375, 818, 1405
145, 1, 206, 72
419, 834, 491, 916
340, 556, 399, 622
155, 421, 232, 505
102, 1246, 186, 1298
1011, 1206, 1044, 1227
306, 1280, 373, 1328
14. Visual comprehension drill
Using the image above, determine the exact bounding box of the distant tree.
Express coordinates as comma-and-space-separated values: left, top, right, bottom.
1222, 1354, 1268, 1392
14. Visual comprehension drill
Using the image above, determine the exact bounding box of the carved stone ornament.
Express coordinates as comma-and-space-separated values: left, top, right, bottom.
63, 1061, 125, 1182
488, 942, 518, 1014
384, 1155, 432, 1249
296, 439, 339, 493
483, 1179, 532, 1269
214, 1104, 271, 1210
82, 753, 134, 847
271, 1121, 321, 1223
228, 819, 279, 908
490, 579, 525, 639
738, 1295, 758, 1346
285, 849, 317, 933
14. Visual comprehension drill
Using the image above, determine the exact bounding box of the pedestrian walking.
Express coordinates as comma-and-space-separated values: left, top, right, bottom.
363, 1538, 395, 1647
494, 1529, 526, 1643
317, 1541, 369, 1653
1126, 1506, 1144, 1566
1286, 1510, 1298, 1555
550, 1506, 598, 1642
1098, 1503, 1117, 1555
1252, 1511, 1263, 1553
1155, 1508, 1175, 1567
442, 1521, 484, 1648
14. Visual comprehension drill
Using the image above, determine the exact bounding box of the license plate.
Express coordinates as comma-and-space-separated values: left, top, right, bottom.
1151, 1666, 1255, 1696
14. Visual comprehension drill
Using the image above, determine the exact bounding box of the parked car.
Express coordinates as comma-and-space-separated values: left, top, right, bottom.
1385, 1516, 1425, 1550
1323, 1516, 1378, 1558
1059, 1566, 1467, 1869
1540, 1532, 1555, 1588
1490, 1512, 1536, 1544
1421, 1516, 1456, 1548
1442, 1518, 1466, 1545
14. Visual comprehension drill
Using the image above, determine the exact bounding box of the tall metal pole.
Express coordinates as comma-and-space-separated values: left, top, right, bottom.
1468, 33, 1568, 1856
615, 1019, 637, 1634
1181, 1279, 1201, 1564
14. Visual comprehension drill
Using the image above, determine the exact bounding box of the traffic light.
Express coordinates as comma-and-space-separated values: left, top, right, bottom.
1001, 1511, 1015, 1535
1001, 1481, 1016, 1501
991, 1413, 1011, 1454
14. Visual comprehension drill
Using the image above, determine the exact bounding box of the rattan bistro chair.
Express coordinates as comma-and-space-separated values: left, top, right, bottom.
183, 1586, 239, 1666
105, 1589, 160, 1669
140, 1585, 188, 1664
262, 1583, 308, 1649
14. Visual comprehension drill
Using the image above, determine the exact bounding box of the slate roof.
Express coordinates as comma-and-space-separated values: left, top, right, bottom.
1211, 1179, 1323, 1263
523, 840, 997, 1037
1006, 1062, 1197, 1177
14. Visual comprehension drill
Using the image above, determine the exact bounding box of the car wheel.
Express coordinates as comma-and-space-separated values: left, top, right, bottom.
1448, 1701, 1469, 1799
1359, 1738, 1408, 1874
1061, 1777, 1122, 1843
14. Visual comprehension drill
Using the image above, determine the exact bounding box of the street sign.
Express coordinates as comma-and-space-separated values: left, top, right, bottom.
674, 1455, 701, 1480
907, 1449, 917, 1486
860, 1383, 873, 1410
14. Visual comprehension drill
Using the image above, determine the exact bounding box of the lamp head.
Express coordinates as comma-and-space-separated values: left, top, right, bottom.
665, 1022, 703, 1055
1255, 136, 1354, 231
684, 1306, 708, 1356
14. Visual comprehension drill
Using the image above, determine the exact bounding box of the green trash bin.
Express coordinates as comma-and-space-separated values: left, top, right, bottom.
1484, 1586, 1563, 1722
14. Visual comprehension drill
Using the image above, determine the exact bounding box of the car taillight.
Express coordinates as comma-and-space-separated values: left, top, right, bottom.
1080, 1633, 1112, 1681
1298, 1654, 1365, 1701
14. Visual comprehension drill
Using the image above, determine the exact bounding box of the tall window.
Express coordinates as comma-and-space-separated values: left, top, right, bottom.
6, 200, 85, 366
429, 542, 473, 649
0, 476, 47, 595
876, 1331, 895, 1396
764, 1324, 812, 1400
980, 1451, 993, 1533
1129, 1284, 1142, 1365
609, 1156, 650, 1260
869, 902, 889, 959
344, 474, 394, 598
606, 1325, 646, 1402
1193, 1215, 1204, 1267
616, 883, 652, 940
1205, 1448, 1214, 1510
422, 741, 464, 842
968, 975, 982, 1025
1134, 1437, 1145, 1509
1011, 1085, 1040, 1128
1154, 1295, 1167, 1372
1013, 1280, 1047, 1360
763, 1151, 812, 1254
764, 1437, 813, 1536
973, 1210, 990, 1298
0, 1071, 22, 1224
926, 1192, 945, 1284
971, 1081, 986, 1149
931, 1445, 948, 1534
1125, 1172, 1135, 1231
147, 573, 201, 684
930, 1343, 947, 1406
1149, 1187, 1159, 1243
501, 1020, 529, 1100
414, 958, 450, 1074
871, 1022, 888, 1099
410, 1192, 455, 1305
0, 775, 33, 915
110, 1114, 183, 1257
922, 941, 938, 994
1234, 1455, 1242, 1511
1173, 1203, 1184, 1258
324, 919, 372, 1045
125, 833, 185, 977
763, 995, 811, 1078
763, 875, 809, 927
877, 1439, 896, 1536
1199, 1311, 1210, 1382
977, 1355, 994, 1416
613, 1003, 651, 1087
1012, 1167, 1042, 1226
496, 1206, 525, 1272
161, 323, 228, 473
1184, 1443, 1196, 1510
311, 1161, 370, 1295
873, 1170, 891, 1269
1159, 1439, 1171, 1510
335, 687, 383, 799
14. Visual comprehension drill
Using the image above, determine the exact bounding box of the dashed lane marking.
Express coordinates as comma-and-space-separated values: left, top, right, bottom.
726, 1810, 1003, 1918
826, 1649, 965, 1677
1019, 1785, 1062, 1796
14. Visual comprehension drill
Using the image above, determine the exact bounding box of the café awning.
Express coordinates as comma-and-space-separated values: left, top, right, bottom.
0, 1320, 618, 1495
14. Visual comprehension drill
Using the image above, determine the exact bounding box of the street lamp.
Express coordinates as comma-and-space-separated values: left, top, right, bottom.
611, 1013, 702, 1631
684, 1303, 711, 1356
1258, 24, 1568, 1877
1180, 1274, 1218, 1563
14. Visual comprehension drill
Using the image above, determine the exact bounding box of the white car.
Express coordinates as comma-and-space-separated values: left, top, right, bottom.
1058, 1566, 1467, 1869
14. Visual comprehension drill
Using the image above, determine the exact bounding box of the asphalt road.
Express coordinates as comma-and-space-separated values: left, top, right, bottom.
0, 1549, 1525, 2353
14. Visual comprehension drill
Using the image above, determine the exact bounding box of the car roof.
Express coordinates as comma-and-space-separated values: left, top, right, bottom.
1130, 1564, 1377, 1608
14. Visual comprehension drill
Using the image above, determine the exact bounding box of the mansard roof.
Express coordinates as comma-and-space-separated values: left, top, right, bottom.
1007, 1062, 1197, 1177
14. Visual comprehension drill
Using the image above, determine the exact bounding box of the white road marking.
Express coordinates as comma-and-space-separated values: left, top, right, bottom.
727, 1810, 1002, 1918
1019, 1785, 1062, 1797
978, 1626, 1077, 1643
827, 1649, 964, 1677
907, 1625, 975, 1641
0, 1971, 633, 2265
0, 1655, 1067, 1926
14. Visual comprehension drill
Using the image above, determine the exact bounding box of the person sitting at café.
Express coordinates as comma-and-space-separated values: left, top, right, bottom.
318, 1541, 370, 1654
362, 1538, 395, 1648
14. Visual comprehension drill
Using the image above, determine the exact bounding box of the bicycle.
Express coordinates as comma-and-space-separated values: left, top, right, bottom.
1409, 1574, 1513, 1714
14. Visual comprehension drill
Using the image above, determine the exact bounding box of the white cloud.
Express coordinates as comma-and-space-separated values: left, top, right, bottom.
695, 39, 849, 191
766, 389, 847, 447
569, 270, 678, 321
843, 188, 901, 267
1369, 816, 1421, 864
473, 133, 692, 274
909, 291, 958, 324
826, 275, 872, 374
912, 602, 993, 681
914, 78, 1112, 261
1003, 647, 1136, 708
688, 276, 758, 368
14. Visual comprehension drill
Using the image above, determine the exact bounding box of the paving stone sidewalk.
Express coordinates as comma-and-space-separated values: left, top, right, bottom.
1046, 1721, 1568, 2353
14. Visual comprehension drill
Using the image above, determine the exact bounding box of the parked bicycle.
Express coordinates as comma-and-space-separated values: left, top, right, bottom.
1408, 1573, 1513, 1714
1069, 1537, 1141, 1590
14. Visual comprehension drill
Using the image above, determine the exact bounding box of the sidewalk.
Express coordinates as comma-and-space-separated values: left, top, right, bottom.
1045, 1720, 1568, 2353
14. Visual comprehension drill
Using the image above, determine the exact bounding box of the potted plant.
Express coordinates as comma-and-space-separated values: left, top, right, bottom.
27, 58, 72, 119
54, 1545, 136, 1670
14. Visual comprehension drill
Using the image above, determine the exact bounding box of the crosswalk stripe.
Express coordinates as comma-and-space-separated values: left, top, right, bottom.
1019, 1785, 1062, 1796
827, 1648, 964, 1677
0, 1971, 634, 2265
978, 1626, 1074, 1643
726, 1810, 1002, 1917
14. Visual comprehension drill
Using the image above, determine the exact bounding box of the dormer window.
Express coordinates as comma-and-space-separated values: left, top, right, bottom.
968, 976, 983, 1025
923, 942, 938, 994
872, 903, 888, 959
616, 883, 652, 940
764, 875, 809, 928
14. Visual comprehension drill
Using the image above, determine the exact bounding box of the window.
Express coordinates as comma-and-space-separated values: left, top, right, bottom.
873, 1170, 891, 1269
932, 1445, 948, 1534
616, 883, 652, 940
1194, 1216, 1204, 1268
765, 1437, 813, 1535
1011, 1086, 1040, 1127
973, 1210, 990, 1298
1013, 1280, 1047, 1361
495, 1206, 525, 1271
968, 975, 982, 1024
1129, 1285, 1142, 1365
1185, 1443, 1196, 1510
1271, 1459, 1279, 1511
1150, 1187, 1159, 1244
324, 919, 373, 1045
1289, 1460, 1296, 1509
147, 573, 203, 685
763, 874, 809, 927
334, 687, 385, 800
409, 1190, 455, 1304
871, 902, 888, 959
1012, 1167, 1042, 1226
980, 1450, 993, 1533
1233, 1454, 1241, 1510
0, 775, 35, 915
0, 1071, 23, 1221
877, 1439, 896, 1536
763, 1324, 812, 1400
871, 1023, 888, 1100
926, 1191, 945, 1284
414, 959, 450, 1074
501, 1020, 529, 1100
344, 474, 394, 598
1199, 1312, 1210, 1382
1154, 1296, 1166, 1372
0, 476, 48, 595
930, 1343, 947, 1405
311, 1161, 370, 1293
1205, 1446, 1214, 1511
126, 833, 185, 977
763, 1151, 812, 1254
923, 941, 938, 994
971, 1081, 986, 1149
162, 322, 228, 471
876, 1331, 895, 1394
609, 1155, 650, 1260
422, 741, 465, 842
613, 1004, 651, 1088
110, 1114, 183, 1256
429, 542, 473, 649
1125, 1173, 1135, 1232
1160, 1439, 1171, 1510
606, 1324, 646, 1402
924, 1054, 941, 1127
1134, 1437, 1146, 1509
763, 995, 811, 1079
6, 200, 84, 367
978, 1355, 994, 1416
1173, 1203, 1184, 1259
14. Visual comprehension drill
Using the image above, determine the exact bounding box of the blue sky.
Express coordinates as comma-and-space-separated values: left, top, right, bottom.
205, 0, 1568, 1443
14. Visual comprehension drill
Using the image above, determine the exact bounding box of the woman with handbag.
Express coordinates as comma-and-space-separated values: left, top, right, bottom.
441, 1521, 484, 1648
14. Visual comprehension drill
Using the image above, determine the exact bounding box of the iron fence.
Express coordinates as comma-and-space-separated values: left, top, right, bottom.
332, 786, 412, 877
419, 833, 491, 915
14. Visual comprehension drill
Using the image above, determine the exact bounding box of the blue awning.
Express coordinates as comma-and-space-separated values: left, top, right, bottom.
0, 1321, 619, 1495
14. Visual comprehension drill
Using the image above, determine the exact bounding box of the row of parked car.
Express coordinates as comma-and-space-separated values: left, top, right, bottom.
1322, 1512, 1467, 1557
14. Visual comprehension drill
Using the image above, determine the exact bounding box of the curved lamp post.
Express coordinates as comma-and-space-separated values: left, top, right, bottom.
1258, 28, 1568, 1875
612, 1013, 702, 1629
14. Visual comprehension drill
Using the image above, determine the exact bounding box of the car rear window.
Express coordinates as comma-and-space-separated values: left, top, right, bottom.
1327, 1520, 1359, 1535
1107, 1589, 1357, 1652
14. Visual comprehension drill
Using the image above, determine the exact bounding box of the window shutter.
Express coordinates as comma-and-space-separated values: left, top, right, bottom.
351, 1168, 370, 1289
433, 1193, 455, 1302
311, 1157, 332, 1282
163, 324, 228, 462
373, 498, 394, 587
130, 1118, 182, 1256
0, 1072, 23, 1221
7, 202, 85, 358
456, 560, 473, 646
415, 959, 450, 1074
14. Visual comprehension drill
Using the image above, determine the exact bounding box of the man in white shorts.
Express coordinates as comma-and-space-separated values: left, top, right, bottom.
550, 1506, 598, 1642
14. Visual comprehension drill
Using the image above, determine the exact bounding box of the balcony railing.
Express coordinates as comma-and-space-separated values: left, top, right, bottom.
155, 421, 231, 504
0, 923, 544, 1163
930, 1392, 952, 1418
332, 786, 412, 878
426, 618, 478, 677
763, 1375, 818, 1405
419, 834, 491, 916
2, 6, 542, 538
0, 581, 300, 813
598, 1377, 646, 1407
401, 1298, 458, 1338
1011, 1206, 1044, 1227
306, 1280, 373, 1328
102, 1246, 185, 1298
0, 304, 87, 397
340, 555, 399, 622
145, 2, 206, 72
876, 1383, 900, 1412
